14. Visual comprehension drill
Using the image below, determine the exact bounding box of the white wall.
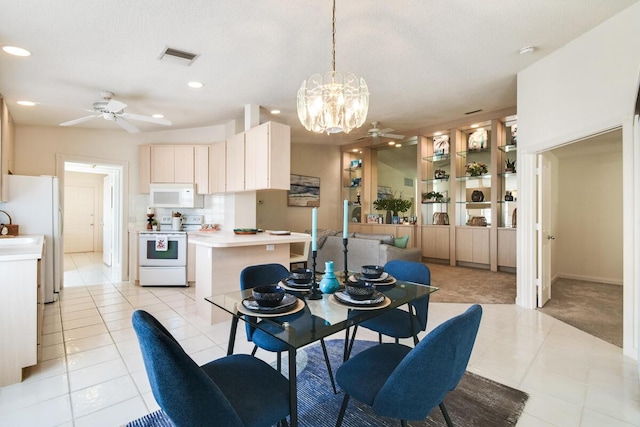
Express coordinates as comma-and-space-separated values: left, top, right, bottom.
517, 2, 640, 358
556, 150, 623, 284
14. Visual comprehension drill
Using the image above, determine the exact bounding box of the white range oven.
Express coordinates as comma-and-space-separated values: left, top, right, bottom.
139, 231, 188, 286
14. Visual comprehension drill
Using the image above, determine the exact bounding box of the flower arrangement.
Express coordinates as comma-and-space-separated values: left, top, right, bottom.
465, 162, 488, 177
373, 193, 412, 216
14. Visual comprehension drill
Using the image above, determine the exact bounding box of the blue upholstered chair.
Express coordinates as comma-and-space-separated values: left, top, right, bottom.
335, 304, 483, 427
132, 310, 290, 427
240, 263, 337, 393
345, 260, 431, 358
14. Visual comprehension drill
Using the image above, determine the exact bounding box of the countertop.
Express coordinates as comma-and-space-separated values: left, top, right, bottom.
0, 234, 44, 261
188, 231, 311, 248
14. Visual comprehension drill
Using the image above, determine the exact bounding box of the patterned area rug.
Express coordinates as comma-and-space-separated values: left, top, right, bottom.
127, 340, 528, 427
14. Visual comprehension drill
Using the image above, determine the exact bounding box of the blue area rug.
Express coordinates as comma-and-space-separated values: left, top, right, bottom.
127, 340, 528, 427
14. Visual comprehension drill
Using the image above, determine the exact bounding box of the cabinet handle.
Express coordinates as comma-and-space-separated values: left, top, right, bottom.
547, 235, 556, 240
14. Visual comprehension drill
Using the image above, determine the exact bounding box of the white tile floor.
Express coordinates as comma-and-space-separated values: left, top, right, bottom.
0, 252, 638, 426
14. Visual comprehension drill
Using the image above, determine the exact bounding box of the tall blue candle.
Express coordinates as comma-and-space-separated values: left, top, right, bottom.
311, 207, 318, 251
343, 199, 348, 238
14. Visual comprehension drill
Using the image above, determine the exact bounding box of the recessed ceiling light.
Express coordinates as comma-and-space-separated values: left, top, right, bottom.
395, 143, 402, 147
270, 109, 281, 115
352, 149, 359, 152
388, 141, 395, 145
471, 124, 479, 128
187, 81, 204, 89
477, 128, 485, 132
434, 131, 442, 136
17, 100, 37, 106
2, 46, 31, 56
152, 114, 165, 119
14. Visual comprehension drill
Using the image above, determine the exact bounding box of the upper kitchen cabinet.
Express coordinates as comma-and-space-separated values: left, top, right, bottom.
245, 121, 290, 191
225, 132, 245, 192
226, 121, 291, 192
151, 145, 194, 183
138, 144, 210, 194
209, 141, 226, 194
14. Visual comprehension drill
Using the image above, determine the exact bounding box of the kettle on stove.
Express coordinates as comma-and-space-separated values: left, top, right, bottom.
171, 213, 183, 230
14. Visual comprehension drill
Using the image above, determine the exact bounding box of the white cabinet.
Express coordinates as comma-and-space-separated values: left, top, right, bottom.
209, 141, 226, 193
421, 226, 450, 260
455, 227, 490, 264
245, 121, 290, 191
226, 121, 291, 192
497, 228, 517, 268
225, 133, 245, 192
151, 145, 195, 184
194, 145, 209, 194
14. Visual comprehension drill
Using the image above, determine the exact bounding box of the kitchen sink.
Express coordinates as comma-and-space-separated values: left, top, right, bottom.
0, 236, 38, 245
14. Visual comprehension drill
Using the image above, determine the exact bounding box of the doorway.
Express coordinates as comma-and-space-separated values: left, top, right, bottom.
55, 154, 129, 283
537, 129, 623, 346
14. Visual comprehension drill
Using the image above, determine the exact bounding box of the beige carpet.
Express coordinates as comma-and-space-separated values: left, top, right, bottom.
426, 263, 517, 304
538, 278, 622, 348
425, 262, 622, 347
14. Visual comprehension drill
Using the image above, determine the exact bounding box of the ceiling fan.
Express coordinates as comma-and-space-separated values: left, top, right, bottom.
353, 121, 405, 143
59, 91, 172, 133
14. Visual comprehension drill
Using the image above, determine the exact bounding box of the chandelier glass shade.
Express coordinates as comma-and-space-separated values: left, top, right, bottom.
296, 0, 369, 134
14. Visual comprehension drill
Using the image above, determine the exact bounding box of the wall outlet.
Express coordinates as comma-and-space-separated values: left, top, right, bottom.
160, 216, 172, 223
266, 244, 275, 251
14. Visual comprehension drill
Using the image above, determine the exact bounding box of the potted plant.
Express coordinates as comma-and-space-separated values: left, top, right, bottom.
422, 191, 444, 202
374, 193, 412, 223
465, 161, 488, 177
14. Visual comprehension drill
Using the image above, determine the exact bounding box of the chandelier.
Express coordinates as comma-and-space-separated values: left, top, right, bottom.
296, 0, 369, 134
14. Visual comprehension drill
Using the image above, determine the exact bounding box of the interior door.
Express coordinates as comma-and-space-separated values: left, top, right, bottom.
64, 184, 95, 253
103, 175, 113, 266
537, 153, 552, 307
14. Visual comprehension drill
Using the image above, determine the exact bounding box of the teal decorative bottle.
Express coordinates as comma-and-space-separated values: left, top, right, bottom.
319, 261, 341, 294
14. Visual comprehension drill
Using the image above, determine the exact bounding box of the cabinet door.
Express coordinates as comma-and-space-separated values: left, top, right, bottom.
225, 133, 245, 192
194, 145, 209, 194
173, 146, 194, 183
456, 227, 489, 264
209, 141, 226, 193
244, 125, 262, 190
151, 146, 176, 183
497, 228, 517, 267
266, 122, 291, 190
396, 226, 415, 248
138, 145, 151, 193
472, 228, 490, 264
422, 226, 450, 260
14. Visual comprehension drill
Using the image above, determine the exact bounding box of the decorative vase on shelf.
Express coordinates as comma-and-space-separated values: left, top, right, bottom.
385, 210, 392, 224
319, 261, 341, 294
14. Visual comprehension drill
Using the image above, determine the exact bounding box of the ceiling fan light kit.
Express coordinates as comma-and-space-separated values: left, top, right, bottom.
59, 90, 172, 133
297, 0, 369, 135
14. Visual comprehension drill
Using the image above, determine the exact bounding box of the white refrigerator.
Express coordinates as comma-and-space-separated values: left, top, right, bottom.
1, 175, 62, 303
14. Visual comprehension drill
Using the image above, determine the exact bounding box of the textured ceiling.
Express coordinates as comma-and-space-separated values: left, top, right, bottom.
0, 0, 637, 146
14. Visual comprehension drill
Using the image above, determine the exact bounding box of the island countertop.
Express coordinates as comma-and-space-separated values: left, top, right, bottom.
0, 235, 44, 261
188, 230, 311, 248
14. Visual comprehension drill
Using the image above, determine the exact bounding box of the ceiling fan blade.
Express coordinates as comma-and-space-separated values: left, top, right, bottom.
59, 114, 101, 126
121, 113, 172, 126
378, 128, 395, 134
105, 99, 127, 113
114, 118, 140, 133
382, 133, 405, 139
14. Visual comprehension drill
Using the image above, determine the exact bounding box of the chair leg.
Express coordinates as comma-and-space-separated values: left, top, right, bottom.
378, 332, 383, 344
320, 339, 338, 394
345, 325, 358, 360
280, 417, 289, 427
439, 402, 454, 427
277, 352, 282, 373
400, 420, 408, 427
251, 345, 258, 356
335, 394, 350, 427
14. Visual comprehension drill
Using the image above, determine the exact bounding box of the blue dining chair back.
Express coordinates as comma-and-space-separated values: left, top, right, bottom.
346, 260, 431, 357
132, 309, 290, 427
336, 304, 483, 426
239, 263, 338, 393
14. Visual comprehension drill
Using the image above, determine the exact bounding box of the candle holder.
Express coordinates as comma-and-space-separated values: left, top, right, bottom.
307, 249, 323, 300
146, 213, 155, 230
343, 237, 349, 284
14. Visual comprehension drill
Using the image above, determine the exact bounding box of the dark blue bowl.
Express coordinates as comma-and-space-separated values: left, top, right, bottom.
346, 281, 376, 300
252, 285, 286, 307
290, 268, 313, 284
361, 265, 384, 279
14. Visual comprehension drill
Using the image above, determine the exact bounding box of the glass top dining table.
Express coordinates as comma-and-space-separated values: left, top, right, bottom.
205, 280, 438, 427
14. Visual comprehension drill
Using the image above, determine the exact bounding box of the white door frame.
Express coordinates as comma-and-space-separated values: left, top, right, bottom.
56, 154, 129, 282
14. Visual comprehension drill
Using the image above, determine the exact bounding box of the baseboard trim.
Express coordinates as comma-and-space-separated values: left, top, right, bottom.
557, 273, 622, 286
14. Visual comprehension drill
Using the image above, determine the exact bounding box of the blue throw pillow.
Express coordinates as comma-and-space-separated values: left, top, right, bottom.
394, 235, 409, 248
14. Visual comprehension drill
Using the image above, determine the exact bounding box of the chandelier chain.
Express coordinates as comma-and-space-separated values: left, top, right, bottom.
332, 0, 336, 73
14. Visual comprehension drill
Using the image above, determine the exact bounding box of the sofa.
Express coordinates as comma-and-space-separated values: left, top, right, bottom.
308, 230, 422, 273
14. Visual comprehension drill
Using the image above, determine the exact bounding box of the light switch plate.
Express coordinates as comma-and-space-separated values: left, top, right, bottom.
160, 215, 172, 223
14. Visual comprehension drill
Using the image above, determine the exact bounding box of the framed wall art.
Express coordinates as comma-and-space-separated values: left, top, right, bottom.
288, 174, 320, 207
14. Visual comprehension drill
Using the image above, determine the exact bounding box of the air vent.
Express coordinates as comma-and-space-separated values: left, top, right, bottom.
158, 47, 200, 66
465, 109, 483, 115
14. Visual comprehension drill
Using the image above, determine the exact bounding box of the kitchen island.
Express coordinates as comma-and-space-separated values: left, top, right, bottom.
189, 231, 311, 323
0, 235, 44, 386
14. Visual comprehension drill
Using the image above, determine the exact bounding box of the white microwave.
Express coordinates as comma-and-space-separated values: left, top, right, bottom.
149, 183, 204, 208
